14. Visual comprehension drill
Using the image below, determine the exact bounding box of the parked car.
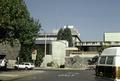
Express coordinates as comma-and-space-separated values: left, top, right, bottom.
14, 62, 35, 70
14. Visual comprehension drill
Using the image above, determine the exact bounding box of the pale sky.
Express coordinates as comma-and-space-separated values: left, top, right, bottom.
25, 0, 120, 41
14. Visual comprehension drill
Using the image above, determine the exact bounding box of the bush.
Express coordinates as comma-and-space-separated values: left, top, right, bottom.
47, 62, 54, 67
60, 65, 65, 68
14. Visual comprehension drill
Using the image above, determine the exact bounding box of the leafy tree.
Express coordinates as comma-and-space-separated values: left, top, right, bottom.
57, 27, 73, 47
57, 28, 64, 40
35, 45, 44, 67
0, 0, 41, 62
0, 0, 30, 42
97, 45, 110, 55
63, 27, 73, 47
88, 56, 98, 65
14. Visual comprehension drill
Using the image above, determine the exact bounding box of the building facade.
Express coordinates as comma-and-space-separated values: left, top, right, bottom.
104, 32, 120, 42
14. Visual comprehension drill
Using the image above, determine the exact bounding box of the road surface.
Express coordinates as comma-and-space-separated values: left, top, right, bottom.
13, 70, 114, 81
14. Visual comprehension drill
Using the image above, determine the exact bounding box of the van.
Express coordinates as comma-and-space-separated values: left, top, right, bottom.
96, 47, 120, 81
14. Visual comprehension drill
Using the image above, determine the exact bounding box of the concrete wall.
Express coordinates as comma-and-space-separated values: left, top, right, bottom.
7, 60, 16, 69
65, 52, 98, 68
52, 40, 68, 66
41, 40, 68, 68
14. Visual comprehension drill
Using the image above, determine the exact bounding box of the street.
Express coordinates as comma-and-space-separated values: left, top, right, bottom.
12, 70, 113, 81
0, 70, 44, 81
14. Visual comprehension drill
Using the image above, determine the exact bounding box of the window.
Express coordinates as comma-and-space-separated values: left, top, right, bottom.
99, 56, 106, 64
106, 56, 114, 65
25, 63, 29, 65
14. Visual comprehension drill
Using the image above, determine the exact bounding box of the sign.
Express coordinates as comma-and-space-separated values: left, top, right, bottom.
32, 49, 37, 60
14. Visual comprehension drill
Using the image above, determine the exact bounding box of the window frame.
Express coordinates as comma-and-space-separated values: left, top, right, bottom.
99, 56, 107, 64
99, 56, 114, 65
106, 56, 114, 65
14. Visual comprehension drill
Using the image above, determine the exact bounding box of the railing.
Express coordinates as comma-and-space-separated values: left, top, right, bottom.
75, 41, 120, 46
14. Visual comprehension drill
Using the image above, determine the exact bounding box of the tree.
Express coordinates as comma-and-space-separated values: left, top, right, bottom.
57, 27, 73, 47
88, 56, 98, 65
63, 27, 73, 47
0, 0, 41, 62
0, 0, 30, 42
57, 28, 64, 40
97, 45, 110, 55
35, 45, 44, 67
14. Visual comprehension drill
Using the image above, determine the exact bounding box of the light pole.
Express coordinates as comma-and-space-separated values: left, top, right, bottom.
44, 32, 47, 67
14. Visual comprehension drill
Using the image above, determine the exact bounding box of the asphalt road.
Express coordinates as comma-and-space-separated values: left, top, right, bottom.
13, 70, 114, 81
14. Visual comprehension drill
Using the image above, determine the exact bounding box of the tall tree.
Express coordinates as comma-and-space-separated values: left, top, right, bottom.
0, 0, 41, 62
63, 27, 73, 47
0, 0, 30, 42
57, 28, 64, 40
57, 27, 73, 47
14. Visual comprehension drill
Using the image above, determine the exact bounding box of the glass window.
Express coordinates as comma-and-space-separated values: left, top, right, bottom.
106, 56, 114, 65
99, 56, 106, 64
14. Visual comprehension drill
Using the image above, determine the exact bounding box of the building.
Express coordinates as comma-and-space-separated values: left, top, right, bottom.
36, 28, 120, 68
35, 25, 81, 67
73, 32, 120, 67
104, 32, 120, 42
37, 25, 81, 47
38, 40, 68, 67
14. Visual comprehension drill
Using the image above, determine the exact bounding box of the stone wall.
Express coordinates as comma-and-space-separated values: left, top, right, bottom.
65, 55, 94, 68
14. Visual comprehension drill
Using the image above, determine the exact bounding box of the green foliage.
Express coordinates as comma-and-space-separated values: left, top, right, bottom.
19, 44, 33, 62
88, 56, 98, 65
57, 28, 64, 40
47, 62, 54, 67
97, 45, 110, 55
0, 0, 29, 42
63, 27, 73, 47
0, 0, 40, 43
0, 0, 41, 63
57, 27, 73, 47
35, 45, 44, 67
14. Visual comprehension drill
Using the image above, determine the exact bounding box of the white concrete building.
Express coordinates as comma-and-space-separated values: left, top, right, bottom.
51, 40, 68, 66
40, 40, 68, 67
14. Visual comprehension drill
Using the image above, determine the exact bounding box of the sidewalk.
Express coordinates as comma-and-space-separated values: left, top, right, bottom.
0, 70, 44, 81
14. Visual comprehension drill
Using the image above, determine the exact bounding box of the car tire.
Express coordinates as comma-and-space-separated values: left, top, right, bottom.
25, 67, 28, 70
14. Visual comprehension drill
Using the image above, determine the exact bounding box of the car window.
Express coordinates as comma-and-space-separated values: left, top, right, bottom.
21, 63, 24, 65
106, 56, 114, 65
25, 63, 29, 65
99, 56, 106, 64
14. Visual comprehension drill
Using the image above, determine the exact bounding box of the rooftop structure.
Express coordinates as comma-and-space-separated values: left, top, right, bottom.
36, 25, 81, 47
104, 32, 120, 42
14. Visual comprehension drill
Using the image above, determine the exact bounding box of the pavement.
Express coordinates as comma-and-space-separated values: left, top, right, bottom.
0, 70, 44, 81
0, 67, 87, 81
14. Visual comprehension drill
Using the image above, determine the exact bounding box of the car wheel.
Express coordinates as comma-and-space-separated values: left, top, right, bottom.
25, 67, 28, 70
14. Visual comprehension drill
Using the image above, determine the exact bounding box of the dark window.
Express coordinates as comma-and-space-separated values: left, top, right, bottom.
99, 56, 106, 64
25, 63, 29, 65
106, 56, 114, 65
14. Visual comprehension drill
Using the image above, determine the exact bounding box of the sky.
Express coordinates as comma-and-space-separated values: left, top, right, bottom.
25, 0, 120, 41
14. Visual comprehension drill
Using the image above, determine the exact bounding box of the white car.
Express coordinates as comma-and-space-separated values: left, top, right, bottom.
14, 62, 35, 70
